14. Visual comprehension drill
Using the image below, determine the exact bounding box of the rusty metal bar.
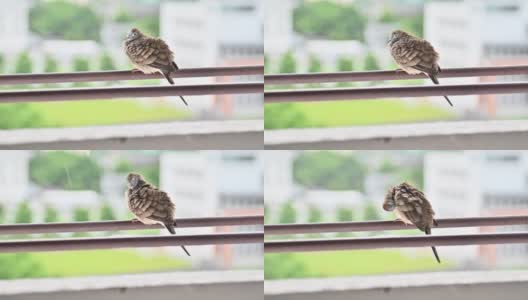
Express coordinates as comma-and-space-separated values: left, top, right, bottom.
264, 82, 528, 103
265, 216, 528, 235
264, 232, 528, 253
0, 232, 263, 253
0, 65, 264, 85
265, 65, 528, 84
0, 82, 263, 103
0, 215, 264, 235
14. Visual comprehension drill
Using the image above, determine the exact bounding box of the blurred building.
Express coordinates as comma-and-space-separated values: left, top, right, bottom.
264, 0, 298, 59
0, 151, 31, 215
426, 0, 528, 116
0, 0, 31, 58
425, 151, 528, 267
160, 151, 263, 268
160, 0, 263, 118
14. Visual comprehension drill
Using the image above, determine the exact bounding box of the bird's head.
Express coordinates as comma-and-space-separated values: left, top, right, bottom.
127, 172, 145, 189
126, 28, 143, 42
388, 30, 410, 46
383, 186, 397, 211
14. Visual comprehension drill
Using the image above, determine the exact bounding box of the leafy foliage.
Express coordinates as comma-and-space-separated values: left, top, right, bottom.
278, 52, 297, 74
44, 55, 59, 73
73, 57, 90, 72
0, 254, 46, 279
100, 53, 116, 71
30, 1, 101, 41
15, 202, 32, 224
0, 104, 45, 130
100, 202, 116, 221
15, 52, 32, 74
293, 151, 367, 191
135, 16, 160, 37
279, 201, 296, 224
308, 55, 322, 73
337, 206, 354, 222
29, 151, 102, 191
44, 206, 59, 223
294, 1, 366, 41
265, 254, 311, 279
337, 56, 354, 72
264, 103, 309, 130
364, 52, 380, 71
308, 205, 322, 223
363, 202, 381, 221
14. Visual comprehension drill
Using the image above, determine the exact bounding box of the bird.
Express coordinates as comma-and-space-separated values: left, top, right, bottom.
388, 29, 453, 106
123, 28, 188, 106
125, 172, 190, 256
382, 182, 440, 263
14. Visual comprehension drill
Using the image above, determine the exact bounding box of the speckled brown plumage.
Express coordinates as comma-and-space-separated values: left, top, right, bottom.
389, 30, 452, 106
123, 28, 187, 106
383, 182, 440, 263
126, 172, 190, 256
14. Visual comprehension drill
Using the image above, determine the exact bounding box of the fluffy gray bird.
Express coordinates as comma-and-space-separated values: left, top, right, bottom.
126, 172, 190, 256
388, 30, 453, 106
382, 182, 440, 263
123, 28, 188, 106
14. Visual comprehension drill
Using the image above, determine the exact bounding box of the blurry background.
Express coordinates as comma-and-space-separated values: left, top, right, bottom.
264, 150, 528, 279
264, 0, 528, 129
0, 150, 263, 279
0, 0, 263, 129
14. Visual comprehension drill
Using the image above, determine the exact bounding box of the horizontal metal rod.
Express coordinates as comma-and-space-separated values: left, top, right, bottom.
265, 82, 528, 103
0, 232, 263, 253
0, 65, 264, 85
264, 232, 528, 253
265, 65, 528, 84
265, 216, 528, 235
0, 82, 263, 103
0, 215, 264, 234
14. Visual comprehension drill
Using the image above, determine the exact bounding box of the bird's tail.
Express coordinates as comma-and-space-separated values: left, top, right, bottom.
425, 227, 441, 263
428, 73, 453, 107
164, 223, 191, 257
161, 72, 188, 106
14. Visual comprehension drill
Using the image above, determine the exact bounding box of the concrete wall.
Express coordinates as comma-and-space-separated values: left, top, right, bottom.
0, 270, 263, 300
265, 271, 528, 300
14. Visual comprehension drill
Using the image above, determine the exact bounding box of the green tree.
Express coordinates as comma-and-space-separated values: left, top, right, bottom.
0, 254, 45, 279
308, 55, 322, 73
44, 55, 59, 73
139, 164, 160, 187
100, 202, 116, 221
30, 1, 101, 41
336, 206, 354, 237
293, 151, 367, 191
114, 159, 134, 173
378, 8, 398, 23
44, 206, 59, 223
264, 254, 310, 279
73, 57, 90, 72
0, 53, 4, 73
264, 103, 309, 130
135, 16, 160, 36
378, 158, 398, 173
100, 52, 116, 71
73, 207, 90, 237
15, 202, 32, 224
29, 151, 102, 191
15, 52, 32, 74
0, 104, 44, 129
337, 206, 354, 222
337, 56, 354, 87
113, 9, 134, 23
279, 201, 296, 224
364, 52, 380, 71
364, 202, 381, 221
294, 1, 366, 41
308, 205, 322, 223
279, 52, 296, 74
401, 14, 424, 37
0, 204, 5, 224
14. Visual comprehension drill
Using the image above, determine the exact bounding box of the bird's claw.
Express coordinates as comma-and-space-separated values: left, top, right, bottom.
131, 218, 140, 223
131, 68, 143, 73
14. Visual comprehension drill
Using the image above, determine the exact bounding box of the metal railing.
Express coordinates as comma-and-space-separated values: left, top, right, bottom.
0, 214, 263, 253
264, 215, 528, 253
265, 65, 528, 84
0, 215, 263, 234
0, 82, 263, 103
0, 65, 263, 85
